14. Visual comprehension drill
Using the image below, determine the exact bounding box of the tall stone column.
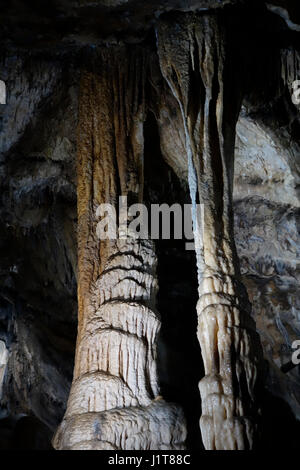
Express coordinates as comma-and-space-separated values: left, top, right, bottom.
157, 13, 262, 450
53, 46, 186, 450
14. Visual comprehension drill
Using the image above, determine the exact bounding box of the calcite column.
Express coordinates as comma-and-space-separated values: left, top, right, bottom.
158, 13, 262, 450
53, 46, 186, 450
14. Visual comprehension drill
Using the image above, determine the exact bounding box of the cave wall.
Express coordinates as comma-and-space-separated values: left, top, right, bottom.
0, 53, 78, 448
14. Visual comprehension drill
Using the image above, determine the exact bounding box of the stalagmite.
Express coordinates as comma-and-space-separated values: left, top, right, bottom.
53, 46, 186, 450
157, 12, 263, 450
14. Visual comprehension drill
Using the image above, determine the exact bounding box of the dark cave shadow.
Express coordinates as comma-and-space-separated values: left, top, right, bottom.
258, 359, 300, 450
144, 111, 204, 450
0, 415, 53, 450
156, 239, 204, 451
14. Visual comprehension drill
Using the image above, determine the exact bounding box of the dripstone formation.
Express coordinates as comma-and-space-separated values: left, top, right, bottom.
55, 13, 263, 451
157, 12, 263, 450
0, 0, 299, 451
53, 48, 187, 450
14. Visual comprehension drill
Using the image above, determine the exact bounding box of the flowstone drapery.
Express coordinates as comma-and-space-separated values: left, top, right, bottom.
157, 12, 263, 450
53, 47, 186, 450
54, 12, 263, 451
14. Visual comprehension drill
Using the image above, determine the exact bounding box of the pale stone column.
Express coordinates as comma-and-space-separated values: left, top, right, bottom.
158, 12, 262, 450
53, 46, 186, 450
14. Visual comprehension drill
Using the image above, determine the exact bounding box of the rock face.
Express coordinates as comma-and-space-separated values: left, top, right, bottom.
0, 0, 299, 451
0, 52, 79, 449
233, 116, 300, 429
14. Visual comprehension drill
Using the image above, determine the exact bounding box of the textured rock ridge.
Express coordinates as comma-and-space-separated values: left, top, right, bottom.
157, 12, 263, 449
53, 46, 186, 450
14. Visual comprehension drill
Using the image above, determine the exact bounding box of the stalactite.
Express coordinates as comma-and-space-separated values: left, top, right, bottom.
157, 12, 263, 450
52, 46, 186, 450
